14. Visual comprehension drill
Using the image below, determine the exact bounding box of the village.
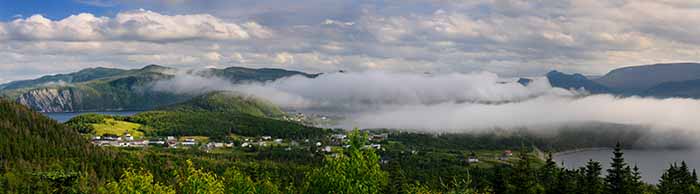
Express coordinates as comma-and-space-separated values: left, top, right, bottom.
89, 130, 390, 154
89, 130, 516, 165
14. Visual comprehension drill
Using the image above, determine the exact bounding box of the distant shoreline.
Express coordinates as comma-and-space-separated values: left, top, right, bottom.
553, 147, 613, 157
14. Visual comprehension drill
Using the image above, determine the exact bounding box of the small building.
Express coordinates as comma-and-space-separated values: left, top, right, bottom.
322, 146, 333, 153
124, 133, 134, 141
315, 142, 322, 146
466, 152, 479, 163
274, 139, 283, 143
331, 134, 347, 140
261, 136, 272, 140
102, 135, 119, 141
181, 138, 197, 146
503, 150, 513, 157
370, 133, 389, 142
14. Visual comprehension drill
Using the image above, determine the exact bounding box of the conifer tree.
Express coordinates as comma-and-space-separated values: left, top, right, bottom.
540, 153, 559, 194
581, 159, 604, 194
605, 142, 632, 194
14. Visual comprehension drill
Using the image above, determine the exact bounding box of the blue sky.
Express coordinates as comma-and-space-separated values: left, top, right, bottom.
0, 0, 118, 20
0, 0, 699, 83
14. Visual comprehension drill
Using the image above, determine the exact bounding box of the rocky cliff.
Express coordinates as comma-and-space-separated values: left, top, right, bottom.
16, 88, 80, 112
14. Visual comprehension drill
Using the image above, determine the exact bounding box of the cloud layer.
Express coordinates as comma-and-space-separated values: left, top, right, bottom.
3, 1, 700, 84
152, 70, 700, 146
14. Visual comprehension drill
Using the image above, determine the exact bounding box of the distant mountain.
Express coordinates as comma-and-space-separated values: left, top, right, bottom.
517, 78, 533, 86
642, 79, 700, 98
546, 70, 612, 94
0, 65, 317, 112
594, 63, 700, 93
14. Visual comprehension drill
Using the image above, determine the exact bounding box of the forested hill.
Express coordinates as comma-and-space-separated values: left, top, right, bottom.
127, 92, 328, 138
0, 99, 94, 163
0, 65, 317, 112
159, 91, 285, 118
0, 99, 128, 193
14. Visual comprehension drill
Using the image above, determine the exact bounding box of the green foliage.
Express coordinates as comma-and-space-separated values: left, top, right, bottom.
223, 167, 282, 194
128, 92, 328, 138
658, 162, 700, 194
581, 159, 605, 194
505, 146, 544, 194
604, 142, 638, 194
99, 168, 175, 194
304, 129, 389, 194
176, 160, 225, 194
1, 65, 316, 112
65, 113, 107, 133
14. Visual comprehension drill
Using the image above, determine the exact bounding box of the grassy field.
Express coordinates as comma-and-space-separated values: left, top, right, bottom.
92, 118, 144, 138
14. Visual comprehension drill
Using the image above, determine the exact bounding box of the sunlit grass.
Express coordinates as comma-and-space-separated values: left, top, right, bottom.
92, 118, 144, 138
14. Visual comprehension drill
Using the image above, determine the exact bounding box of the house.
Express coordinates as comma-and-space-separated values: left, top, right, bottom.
102, 135, 119, 141
370, 133, 389, 142
130, 140, 148, 147
331, 134, 347, 140
322, 146, 333, 152
503, 150, 513, 157
182, 138, 197, 146
123, 133, 134, 141
467, 152, 479, 163
261, 136, 272, 140
241, 142, 251, 148
274, 139, 283, 144
149, 140, 166, 145
315, 142, 322, 146
206, 142, 225, 148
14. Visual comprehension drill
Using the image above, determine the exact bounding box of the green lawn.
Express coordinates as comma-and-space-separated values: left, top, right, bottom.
92, 118, 144, 138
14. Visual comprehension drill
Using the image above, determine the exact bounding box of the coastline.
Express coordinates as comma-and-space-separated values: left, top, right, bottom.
553, 147, 613, 157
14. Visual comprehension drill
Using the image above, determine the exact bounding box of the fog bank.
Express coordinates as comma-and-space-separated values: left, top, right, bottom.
152, 70, 700, 146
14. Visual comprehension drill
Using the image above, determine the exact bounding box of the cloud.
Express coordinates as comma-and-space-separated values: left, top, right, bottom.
1, 9, 269, 42
5, 1, 700, 83
151, 70, 700, 143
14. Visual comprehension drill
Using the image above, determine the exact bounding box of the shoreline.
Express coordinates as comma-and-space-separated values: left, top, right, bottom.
553, 147, 613, 157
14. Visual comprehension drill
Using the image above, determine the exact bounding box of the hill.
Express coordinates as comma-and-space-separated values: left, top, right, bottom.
545, 70, 612, 94
0, 99, 95, 163
161, 91, 285, 118
67, 92, 328, 139
594, 63, 700, 93
0, 65, 317, 112
0, 99, 131, 192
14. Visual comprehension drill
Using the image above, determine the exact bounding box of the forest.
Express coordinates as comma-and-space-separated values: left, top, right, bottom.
2, 98, 700, 193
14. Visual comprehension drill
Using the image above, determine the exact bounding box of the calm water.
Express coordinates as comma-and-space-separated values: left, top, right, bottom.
554, 148, 700, 184
42, 111, 141, 123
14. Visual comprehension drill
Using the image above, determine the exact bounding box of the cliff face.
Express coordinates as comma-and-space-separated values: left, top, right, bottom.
16, 88, 80, 112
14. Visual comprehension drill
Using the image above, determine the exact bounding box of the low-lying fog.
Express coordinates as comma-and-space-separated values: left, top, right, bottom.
153, 70, 700, 148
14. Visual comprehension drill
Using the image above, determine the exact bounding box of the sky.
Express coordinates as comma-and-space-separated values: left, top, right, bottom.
1, 0, 700, 83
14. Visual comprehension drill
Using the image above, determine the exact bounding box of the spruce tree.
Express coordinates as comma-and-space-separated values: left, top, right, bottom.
540, 153, 559, 194
604, 142, 632, 194
506, 145, 543, 194
581, 159, 604, 194
629, 165, 644, 194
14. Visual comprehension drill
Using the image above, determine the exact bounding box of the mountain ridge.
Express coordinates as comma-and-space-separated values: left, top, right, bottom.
0, 65, 317, 112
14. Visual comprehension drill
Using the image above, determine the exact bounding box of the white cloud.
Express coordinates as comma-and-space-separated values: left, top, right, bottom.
2, 9, 269, 42
4, 1, 700, 82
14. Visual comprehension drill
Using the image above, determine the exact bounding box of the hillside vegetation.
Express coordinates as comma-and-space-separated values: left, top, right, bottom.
0, 65, 316, 112
66, 92, 327, 139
